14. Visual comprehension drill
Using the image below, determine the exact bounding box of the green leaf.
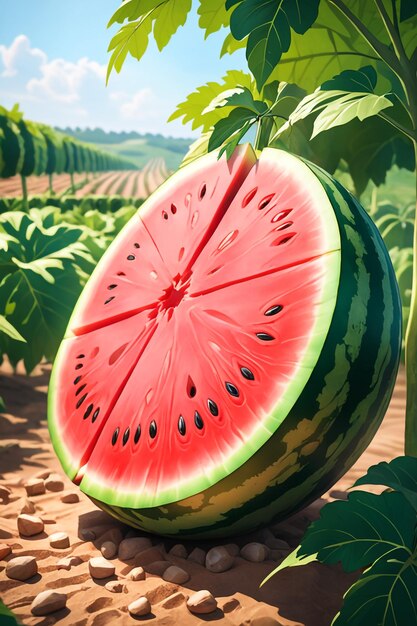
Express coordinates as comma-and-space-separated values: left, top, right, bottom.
260, 547, 317, 587
227, 0, 320, 90
0, 600, 23, 626
168, 70, 256, 131
107, 14, 154, 82
0, 314, 26, 342
332, 555, 417, 625
153, 0, 192, 51
107, 0, 160, 27
208, 107, 256, 152
320, 65, 378, 93
181, 132, 212, 167
219, 117, 253, 159
210, 85, 268, 114
198, 0, 231, 38
220, 31, 247, 56
354, 456, 417, 514
400, 0, 417, 22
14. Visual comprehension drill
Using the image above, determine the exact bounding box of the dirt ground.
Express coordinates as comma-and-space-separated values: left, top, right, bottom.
0, 362, 405, 626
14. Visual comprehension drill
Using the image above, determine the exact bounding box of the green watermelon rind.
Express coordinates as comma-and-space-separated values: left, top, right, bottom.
86, 160, 401, 538
49, 148, 342, 508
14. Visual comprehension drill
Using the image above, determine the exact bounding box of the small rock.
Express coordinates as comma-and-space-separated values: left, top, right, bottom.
135, 546, 165, 566
31, 590, 67, 616
34, 469, 51, 479
205, 546, 234, 573
97, 527, 124, 547
146, 560, 171, 576
60, 492, 80, 504
80, 529, 96, 541
260, 529, 290, 550
128, 596, 151, 617
168, 543, 187, 558
240, 543, 269, 563
101, 540, 117, 559
6, 556, 38, 581
162, 565, 190, 584
49, 532, 70, 549
105, 580, 125, 593
24, 478, 45, 497
57, 556, 82, 571
118, 536, 152, 560
45, 473, 65, 492
188, 547, 206, 566
0, 544, 12, 560
17, 514, 44, 537
187, 590, 218, 615
89, 556, 115, 579
224, 543, 240, 557
0, 485, 11, 501
20, 498, 36, 514
129, 566, 146, 581
160, 591, 188, 609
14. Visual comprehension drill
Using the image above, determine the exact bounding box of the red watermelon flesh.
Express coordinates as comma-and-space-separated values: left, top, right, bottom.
49, 146, 342, 509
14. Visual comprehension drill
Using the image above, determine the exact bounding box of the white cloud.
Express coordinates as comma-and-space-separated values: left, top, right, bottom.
0, 34, 46, 78
120, 88, 157, 119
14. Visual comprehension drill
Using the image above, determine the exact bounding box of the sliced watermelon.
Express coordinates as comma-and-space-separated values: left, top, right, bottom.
48, 147, 401, 538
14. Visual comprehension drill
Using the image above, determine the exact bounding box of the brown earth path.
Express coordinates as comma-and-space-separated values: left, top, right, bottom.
0, 363, 405, 626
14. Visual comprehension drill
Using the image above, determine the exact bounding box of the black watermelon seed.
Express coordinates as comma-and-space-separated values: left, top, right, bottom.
76, 383, 86, 396
240, 367, 254, 381
92, 408, 100, 422
163, 211, 168, 220
75, 363, 83, 370
134, 425, 141, 443
194, 411, 204, 429
178, 415, 186, 436
208, 399, 218, 416
108, 284, 117, 290
225, 382, 239, 397
134, 242, 140, 248
127, 254, 135, 261
149, 420, 157, 438
264, 304, 283, 316
104, 296, 115, 304
112, 427, 120, 446
122, 427, 130, 446
189, 386, 196, 398
76, 354, 85, 359
76, 393, 87, 409
73, 376, 82, 385
256, 332, 275, 341
83, 404, 93, 420
199, 184, 207, 199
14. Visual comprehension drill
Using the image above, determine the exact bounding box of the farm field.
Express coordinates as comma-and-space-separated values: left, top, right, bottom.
0, 157, 169, 199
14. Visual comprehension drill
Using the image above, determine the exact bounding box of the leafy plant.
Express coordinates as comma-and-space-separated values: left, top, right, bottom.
106, 0, 417, 456
0, 600, 22, 626
261, 456, 417, 625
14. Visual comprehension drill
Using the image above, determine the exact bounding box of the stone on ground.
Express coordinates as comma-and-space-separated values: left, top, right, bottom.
31, 590, 67, 616
187, 590, 218, 615
6, 556, 38, 581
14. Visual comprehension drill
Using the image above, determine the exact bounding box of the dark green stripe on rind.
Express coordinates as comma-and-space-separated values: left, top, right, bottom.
93, 160, 401, 538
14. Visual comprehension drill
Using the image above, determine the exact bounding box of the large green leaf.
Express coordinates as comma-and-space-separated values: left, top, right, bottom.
198, 0, 231, 38
0, 315, 26, 342
208, 107, 256, 151
227, 0, 320, 90
107, 13, 155, 82
153, 0, 192, 51
332, 556, 417, 626
108, 0, 161, 27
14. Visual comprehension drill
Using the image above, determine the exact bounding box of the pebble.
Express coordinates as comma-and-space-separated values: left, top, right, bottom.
105, 580, 126, 593
45, 473, 65, 492
80, 529, 96, 542
101, 540, 117, 559
259, 529, 291, 551
118, 536, 152, 560
20, 498, 36, 514
0, 485, 11, 500
135, 546, 165, 566
49, 532, 70, 549
17, 514, 44, 537
129, 566, 146, 581
187, 590, 218, 615
188, 547, 206, 566
162, 565, 190, 584
34, 469, 51, 479
224, 543, 240, 557
128, 596, 151, 617
57, 556, 82, 570
168, 543, 187, 558
160, 591, 188, 609
240, 543, 269, 563
31, 590, 67, 616
0, 544, 12, 560
146, 560, 171, 576
60, 492, 80, 504
97, 527, 124, 547
89, 556, 116, 579
6, 556, 38, 581
24, 478, 45, 497
205, 546, 234, 573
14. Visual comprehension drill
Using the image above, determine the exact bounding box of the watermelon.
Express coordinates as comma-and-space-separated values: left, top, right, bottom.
48, 146, 401, 538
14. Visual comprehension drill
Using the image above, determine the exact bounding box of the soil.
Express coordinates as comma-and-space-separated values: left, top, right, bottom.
0, 361, 405, 626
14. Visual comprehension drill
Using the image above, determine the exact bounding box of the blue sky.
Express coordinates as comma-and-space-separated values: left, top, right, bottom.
0, 1, 247, 137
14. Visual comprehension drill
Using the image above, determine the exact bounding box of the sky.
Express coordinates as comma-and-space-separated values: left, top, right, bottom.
0, 0, 247, 137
